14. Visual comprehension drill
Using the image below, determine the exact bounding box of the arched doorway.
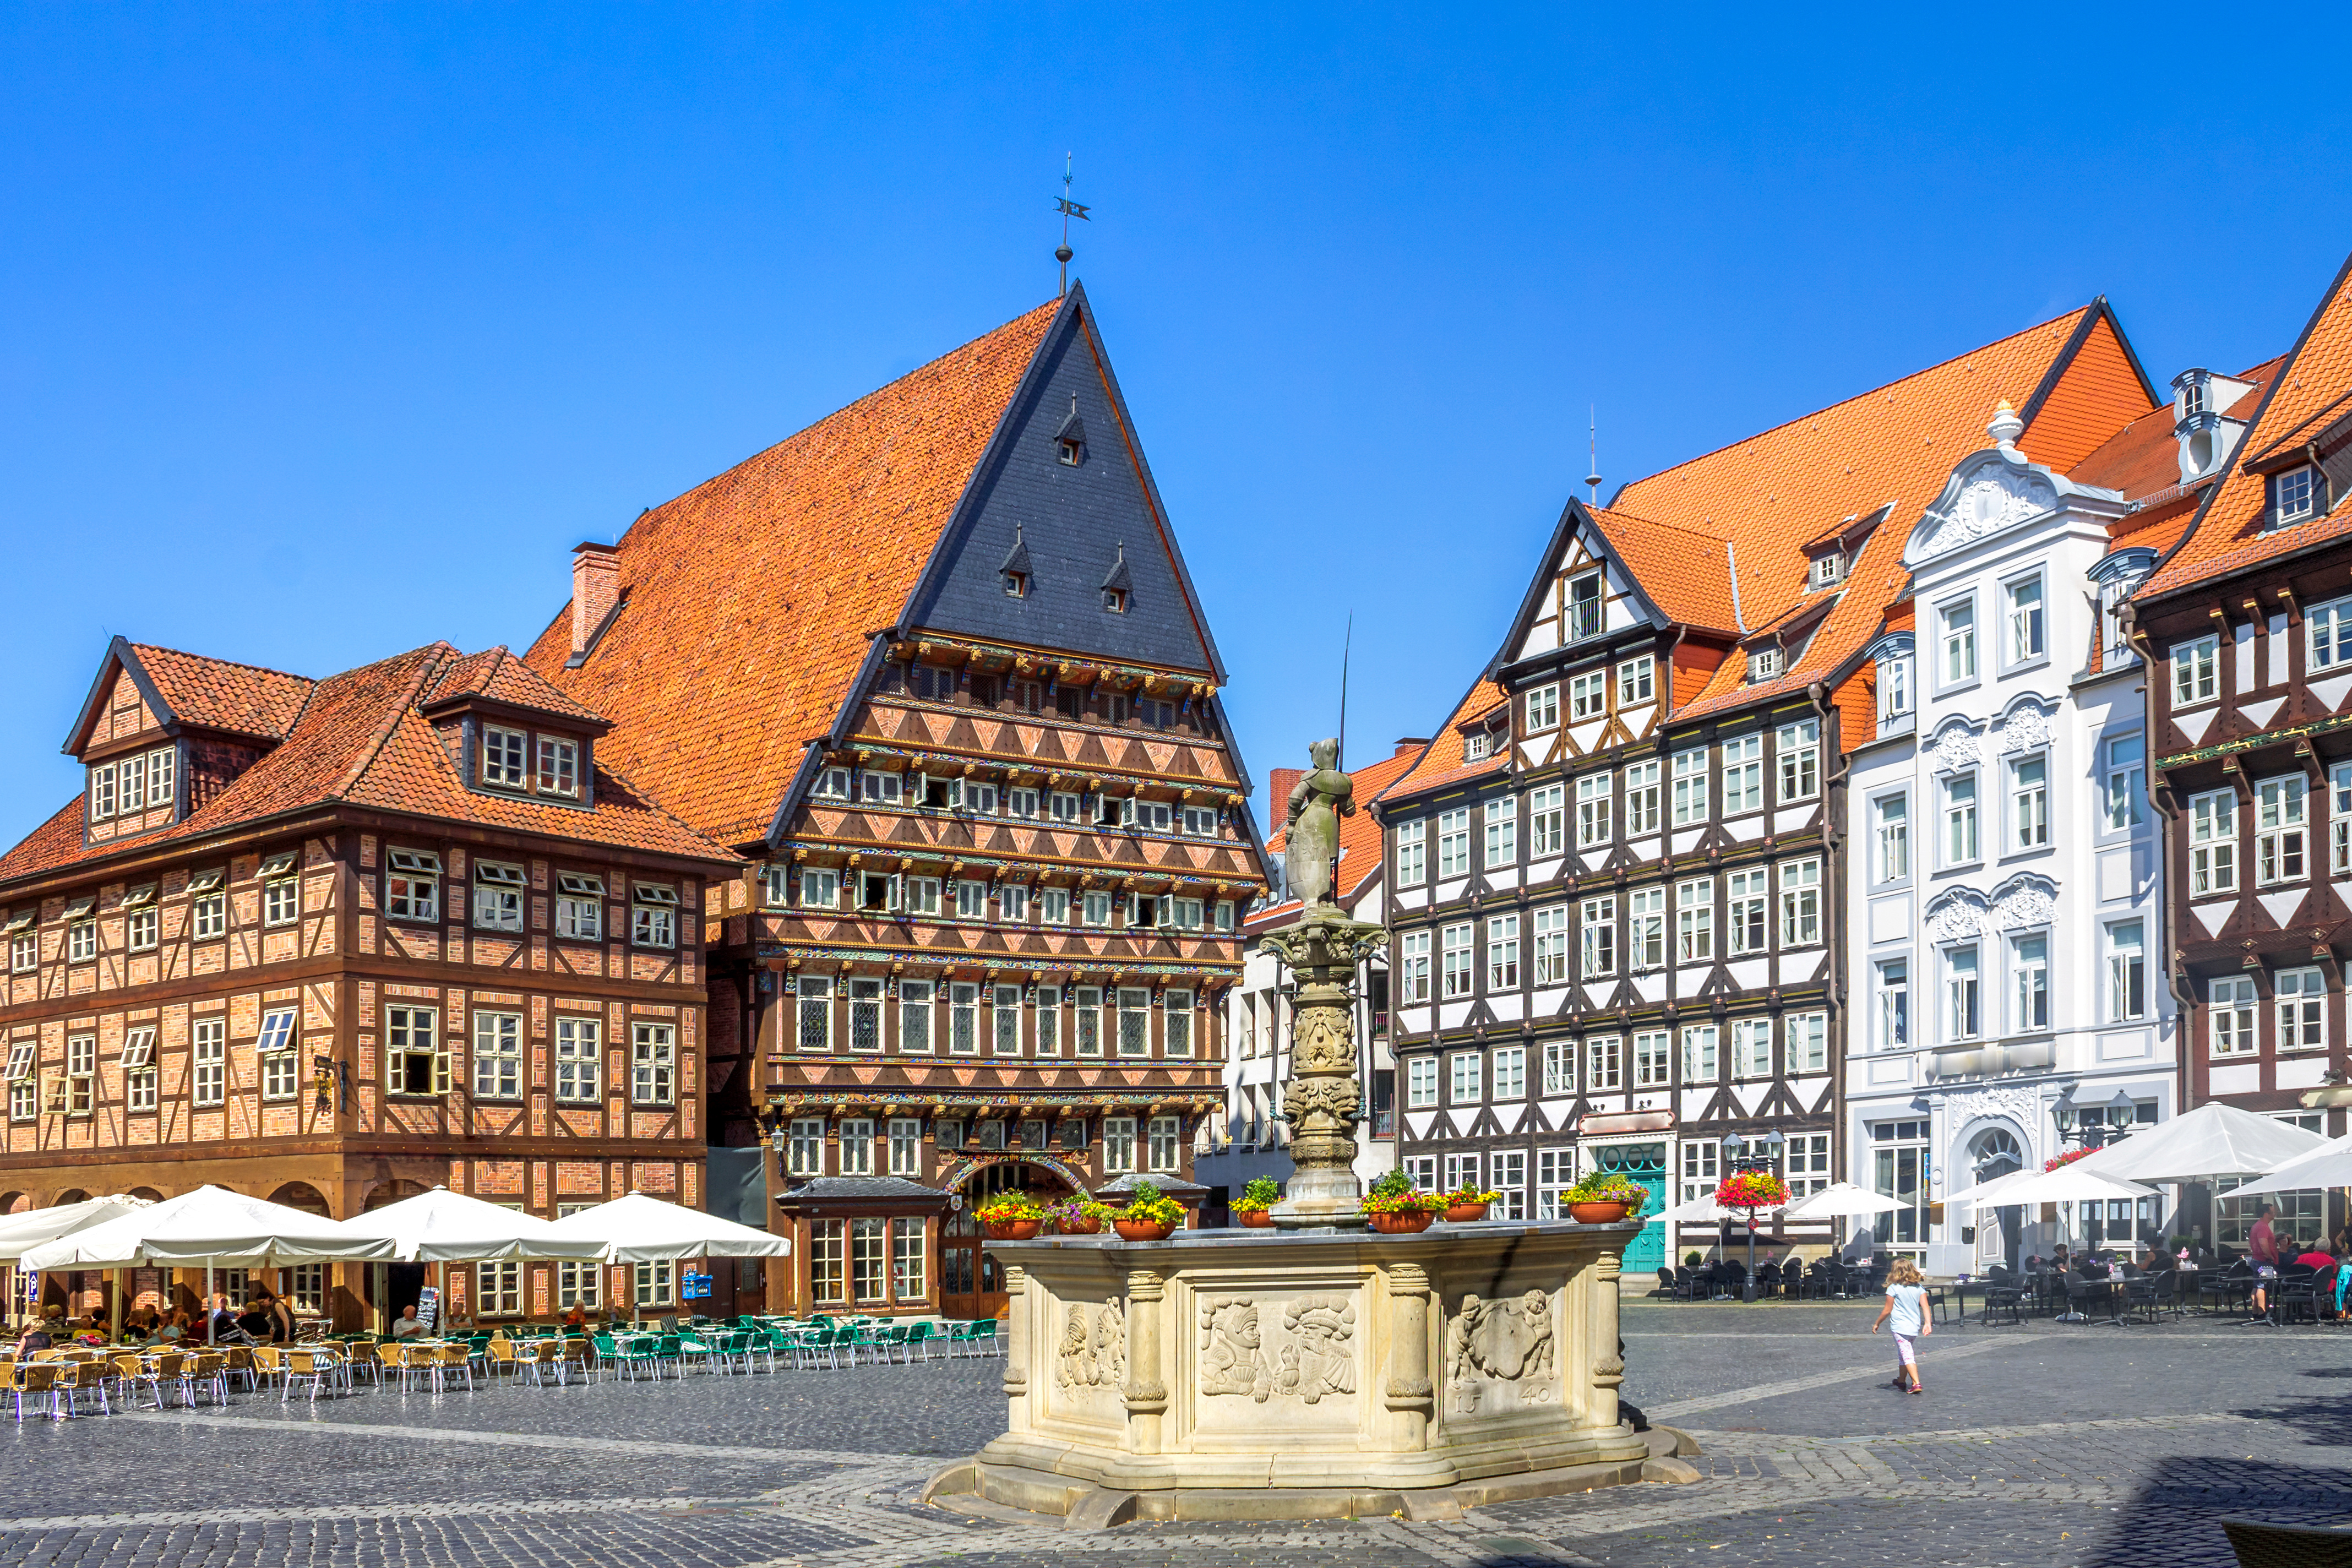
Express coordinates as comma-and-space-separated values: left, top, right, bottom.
942, 1159, 1077, 1320
268, 1182, 334, 1217
53, 1189, 90, 1206
1968, 1126, 2026, 1270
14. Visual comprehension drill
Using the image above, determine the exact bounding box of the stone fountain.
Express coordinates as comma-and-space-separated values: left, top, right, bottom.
923, 744, 1695, 1528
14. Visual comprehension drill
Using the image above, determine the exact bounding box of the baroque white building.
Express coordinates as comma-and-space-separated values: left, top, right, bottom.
1844, 401, 2182, 1272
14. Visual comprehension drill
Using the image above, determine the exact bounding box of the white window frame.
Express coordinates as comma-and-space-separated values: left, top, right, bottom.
479, 725, 529, 790
1406, 1056, 1438, 1109
2003, 572, 2046, 666
1944, 772, 1980, 866
1777, 857, 1821, 948
1448, 1049, 1481, 1104
1877, 959, 1909, 1048
2210, 976, 2258, 1058
2256, 775, 2307, 886
472, 1010, 523, 1100
2106, 920, 2147, 1022
1525, 683, 1560, 732
473, 860, 526, 933
2173, 634, 2218, 707
2010, 930, 2050, 1033
1776, 719, 1820, 803
1875, 792, 1909, 882
1575, 772, 1613, 847
2189, 788, 2237, 895
1787, 1011, 1827, 1072
1395, 819, 1427, 886
555, 1015, 602, 1101
1528, 784, 1565, 856
1722, 733, 1763, 814
1626, 886, 1664, 971
2104, 734, 2146, 832
2311, 595, 2352, 673
1624, 759, 1661, 836
631, 1021, 677, 1105
1670, 748, 1708, 825
1486, 913, 1520, 990
1675, 880, 1712, 963
1725, 869, 1766, 955
1532, 905, 1569, 984
1632, 1028, 1669, 1087
1733, 1018, 1772, 1079
1569, 669, 1606, 721
2009, 754, 2049, 852
2277, 966, 2327, 1054
1491, 1044, 1526, 1101
1586, 1035, 1620, 1092
1618, 654, 1656, 706
1944, 945, 1981, 1042
1940, 596, 1978, 686
1437, 808, 1471, 879
1440, 922, 1473, 999
1578, 897, 1615, 978
1483, 796, 1517, 868
1680, 1024, 1718, 1083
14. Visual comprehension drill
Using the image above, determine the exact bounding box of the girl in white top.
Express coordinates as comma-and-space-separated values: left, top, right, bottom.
1870, 1256, 1931, 1394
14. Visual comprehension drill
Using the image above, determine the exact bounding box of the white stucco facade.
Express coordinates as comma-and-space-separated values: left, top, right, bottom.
1842, 408, 2176, 1274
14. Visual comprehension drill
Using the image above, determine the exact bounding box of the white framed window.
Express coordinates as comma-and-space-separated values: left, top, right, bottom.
1532, 905, 1569, 983
556, 872, 604, 938
2190, 788, 2237, 894
1525, 683, 1559, 732
1624, 759, 1661, 835
794, 976, 833, 1052
2173, 633, 2218, 706
1945, 774, 1979, 864
1035, 987, 1063, 1057
7, 929, 30, 972
950, 983, 981, 1055
955, 880, 987, 920
1778, 858, 1820, 948
88, 761, 116, 821
2273, 465, 2320, 527
121, 755, 150, 814
786, 1117, 825, 1177
837, 1118, 874, 1177
633, 1261, 674, 1308
814, 765, 852, 799
1002, 885, 1033, 923
1487, 914, 1520, 990
1528, 784, 1565, 856
1542, 1040, 1574, 1096
1569, 670, 1606, 721
2004, 575, 2045, 663
1877, 959, 1909, 1048
1147, 1115, 1181, 1173
1579, 897, 1615, 978
1441, 922, 1473, 998
2010, 932, 2050, 1032
1576, 773, 1613, 846
2106, 921, 2147, 1022
1875, 793, 1909, 881
1449, 1049, 1482, 1103
1787, 1011, 1827, 1072
1670, 748, 1708, 825
1041, 888, 1071, 925
1787, 1131, 1833, 1197
1880, 652, 1914, 721
263, 875, 299, 928
1586, 1035, 1620, 1092
1627, 886, 1665, 970
1538, 1147, 1576, 1218
1395, 819, 1427, 886
899, 980, 934, 1054
472, 1010, 522, 1099
1406, 1055, 1438, 1109
192, 883, 227, 940
1117, 988, 1152, 1058
536, 736, 579, 797
1776, 719, 1820, 803
1726, 869, 1766, 955
127, 906, 157, 952
2104, 735, 2145, 831
1945, 946, 1981, 1041
1398, 929, 1431, 1003
799, 868, 839, 910
63, 1032, 95, 1115
888, 1117, 923, 1176
632, 1021, 677, 1104
631, 884, 678, 948
473, 861, 526, 932
127, 1063, 157, 1113
1566, 571, 1603, 639
992, 984, 1023, 1056
2337, 762, 2352, 875
1618, 654, 1656, 706
1437, 808, 1471, 878
476, 1261, 523, 1317
192, 1016, 225, 1107
557, 1258, 601, 1311
120, 1026, 156, 1071
2311, 595, 2352, 672
1484, 796, 1517, 867
385, 1005, 444, 1097
1103, 1115, 1138, 1173
1733, 1017, 1772, 1078
1491, 1149, 1528, 1219
386, 848, 441, 922
1182, 803, 1219, 837
861, 770, 904, 805
1680, 1140, 1720, 1206
2257, 775, 2307, 884
903, 877, 941, 917
1722, 733, 1763, 813
1940, 597, 1977, 684
1443, 1151, 1483, 1193
1675, 879, 1713, 963
1680, 1024, 1718, 1082
480, 725, 528, 789
2277, 967, 2327, 1053
555, 1015, 601, 1099
1491, 1044, 1526, 1100
2211, 976, 2258, 1057
2009, 755, 2049, 851
1632, 1028, 1670, 1087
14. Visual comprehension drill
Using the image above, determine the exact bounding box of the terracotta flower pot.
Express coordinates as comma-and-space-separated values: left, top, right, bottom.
1567, 1201, 1634, 1225
1444, 1202, 1491, 1223
1237, 1210, 1275, 1229
983, 1219, 1043, 1241
1113, 1218, 1175, 1242
1366, 1209, 1434, 1234
1058, 1217, 1103, 1235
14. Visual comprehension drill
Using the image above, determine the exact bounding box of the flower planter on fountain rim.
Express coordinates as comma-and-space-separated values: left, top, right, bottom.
1113, 1217, 1176, 1242
1058, 1217, 1103, 1235
983, 1219, 1044, 1241
1567, 1201, 1634, 1224
1443, 1202, 1491, 1223
1366, 1209, 1434, 1234
1237, 1210, 1275, 1229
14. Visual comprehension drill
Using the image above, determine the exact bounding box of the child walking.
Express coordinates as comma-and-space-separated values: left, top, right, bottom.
1870, 1257, 1931, 1393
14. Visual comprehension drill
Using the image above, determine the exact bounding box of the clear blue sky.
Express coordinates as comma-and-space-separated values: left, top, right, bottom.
4, 6, 2349, 842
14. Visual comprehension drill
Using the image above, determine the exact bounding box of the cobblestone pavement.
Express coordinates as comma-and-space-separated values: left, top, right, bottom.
6, 1305, 2351, 1566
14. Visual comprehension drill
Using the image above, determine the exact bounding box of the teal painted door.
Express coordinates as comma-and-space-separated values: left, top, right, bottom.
1593, 1143, 1669, 1274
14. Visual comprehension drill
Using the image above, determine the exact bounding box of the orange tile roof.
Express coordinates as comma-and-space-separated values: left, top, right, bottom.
2143, 254, 2352, 598
1373, 679, 1509, 803
1583, 506, 1740, 633
522, 297, 1066, 847
0, 645, 732, 889
128, 644, 314, 739
423, 645, 605, 726
1253, 745, 1424, 921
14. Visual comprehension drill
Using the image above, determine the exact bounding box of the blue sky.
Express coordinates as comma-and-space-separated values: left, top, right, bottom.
3, 6, 2349, 841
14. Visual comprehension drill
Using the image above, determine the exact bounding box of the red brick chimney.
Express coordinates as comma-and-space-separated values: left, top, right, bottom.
1270, 768, 1304, 812
1393, 736, 1432, 757
571, 542, 620, 657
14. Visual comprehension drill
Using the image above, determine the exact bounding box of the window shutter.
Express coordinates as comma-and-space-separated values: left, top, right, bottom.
2266, 472, 2281, 527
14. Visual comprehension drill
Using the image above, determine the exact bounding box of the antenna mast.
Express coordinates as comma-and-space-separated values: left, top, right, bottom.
1586, 405, 1603, 504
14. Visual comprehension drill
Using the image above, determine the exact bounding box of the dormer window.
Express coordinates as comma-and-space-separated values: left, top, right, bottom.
1809, 552, 1845, 589
1463, 730, 1490, 761
2181, 379, 2208, 417
1058, 436, 1084, 466
86, 744, 176, 825
536, 737, 578, 797
1104, 587, 1128, 614
813, 766, 851, 799
1004, 569, 1027, 597
1750, 647, 1784, 681
2272, 466, 2321, 529
480, 725, 528, 789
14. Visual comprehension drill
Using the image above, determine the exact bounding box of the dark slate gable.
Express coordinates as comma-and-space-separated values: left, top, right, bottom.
899, 289, 1219, 676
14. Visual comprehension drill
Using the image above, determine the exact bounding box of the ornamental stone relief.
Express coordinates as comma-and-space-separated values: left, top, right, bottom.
1199, 1294, 1358, 1405
1941, 1085, 2044, 1163
1445, 1290, 1558, 1414
1056, 1300, 1125, 1391
1927, 719, 1982, 775
1924, 876, 2056, 941
1915, 462, 2060, 560
1998, 700, 2054, 755
1289, 1007, 1355, 1074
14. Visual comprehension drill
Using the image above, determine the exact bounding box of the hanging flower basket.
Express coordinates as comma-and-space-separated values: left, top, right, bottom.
1713, 1170, 1790, 1211
2044, 1146, 2097, 1173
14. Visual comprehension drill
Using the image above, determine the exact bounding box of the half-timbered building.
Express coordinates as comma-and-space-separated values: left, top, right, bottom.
2131, 247, 2352, 1253
1376, 302, 2161, 1275
0, 639, 734, 1328
523, 285, 1268, 1316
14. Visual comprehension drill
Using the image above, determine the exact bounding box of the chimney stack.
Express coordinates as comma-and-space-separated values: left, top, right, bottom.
1270, 768, 1304, 812
1393, 736, 1431, 758
571, 542, 620, 658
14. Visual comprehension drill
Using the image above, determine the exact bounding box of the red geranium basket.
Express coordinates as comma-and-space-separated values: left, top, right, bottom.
1713, 1170, 1790, 1211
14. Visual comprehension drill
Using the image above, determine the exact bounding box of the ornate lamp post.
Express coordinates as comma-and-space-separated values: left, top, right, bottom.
1717, 1132, 1788, 1302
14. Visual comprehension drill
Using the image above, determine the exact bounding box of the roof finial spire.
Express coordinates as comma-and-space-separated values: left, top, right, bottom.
1054, 153, 1090, 298
1586, 404, 1603, 504
1988, 398, 2024, 450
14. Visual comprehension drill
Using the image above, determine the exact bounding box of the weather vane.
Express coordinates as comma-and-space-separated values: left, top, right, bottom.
1055, 152, 1090, 298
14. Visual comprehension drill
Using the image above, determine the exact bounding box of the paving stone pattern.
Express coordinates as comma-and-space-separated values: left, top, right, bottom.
4, 1304, 2350, 1566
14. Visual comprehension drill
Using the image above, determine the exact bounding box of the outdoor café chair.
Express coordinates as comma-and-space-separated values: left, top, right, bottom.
55, 1358, 112, 1418
250, 1344, 285, 1393
525, 1340, 563, 1387
7, 1362, 59, 1421
560, 1337, 597, 1383
430, 1343, 475, 1393
281, 1348, 335, 1403
2201, 1262, 2255, 1316
901, 1321, 938, 1362
2123, 1270, 2176, 1325
2278, 1265, 2325, 1325
181, 1352, 231, 1407
487, 1337, 521, 1382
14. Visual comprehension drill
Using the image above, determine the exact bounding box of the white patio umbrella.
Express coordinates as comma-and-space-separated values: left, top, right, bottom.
1938, 1164, 2040, 1211
0, 1194, 154, 1262
1978, 1164, 2155, 1209
1651, 1193, 1746, 1226
21, 1184, 395, 1270
545, 1191, 791, 1262
339, 1186, 606, 1262
2073, 1102, 2327, 1185
1780, 1182, 1905, 1221
2216, 1133, 2352, 1200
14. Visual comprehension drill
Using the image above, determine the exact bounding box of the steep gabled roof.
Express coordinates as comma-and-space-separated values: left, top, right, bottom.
1374, 678, 1509, 803
65, 639, 317, 755
1583, 505, 1741, 635
422, 645, 606, 727
2143, 253, 2352, 598
521, 296, 1068, 847
0, 645, 731, 889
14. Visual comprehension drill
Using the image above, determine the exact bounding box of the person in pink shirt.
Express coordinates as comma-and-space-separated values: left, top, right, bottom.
2246, 1204, 2280, 1325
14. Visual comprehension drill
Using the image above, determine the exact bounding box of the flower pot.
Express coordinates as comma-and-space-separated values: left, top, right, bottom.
1568, 1201, 1635, 1225
1113, 1218, 1175, 1242
1057, 1216, 1102, 1235
982, 1219, 1043, 1241
1444, 1202, 1491, 1223
1366, 1209, 1434, 1234
1237, 1209, 1275, 1229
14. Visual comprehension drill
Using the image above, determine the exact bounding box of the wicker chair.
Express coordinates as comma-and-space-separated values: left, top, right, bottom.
6, 1361, 58, 1421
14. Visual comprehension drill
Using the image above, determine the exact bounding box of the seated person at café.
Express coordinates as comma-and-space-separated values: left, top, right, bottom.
2296, 1242, 2335, 1273
235, 1298, 276, 1341
11, 1320, 55, 1355
561, 1303, 587, 1331
72, 1312, 111, 1346
391, 1305, 430, 1340
154, 1309, 187, 1343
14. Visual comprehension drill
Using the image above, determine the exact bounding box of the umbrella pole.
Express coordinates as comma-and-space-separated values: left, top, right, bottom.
205, 1262, 215, 1344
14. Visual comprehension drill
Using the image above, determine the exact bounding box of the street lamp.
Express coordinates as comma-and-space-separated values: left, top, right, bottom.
1721, 1132, 1780, 1302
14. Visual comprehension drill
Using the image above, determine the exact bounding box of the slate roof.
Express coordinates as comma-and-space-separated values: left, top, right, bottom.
521, 297, 1067, 848
0, 644, 732, 890
775, 1176, 949, 1204
2143, 253, 2352, 598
